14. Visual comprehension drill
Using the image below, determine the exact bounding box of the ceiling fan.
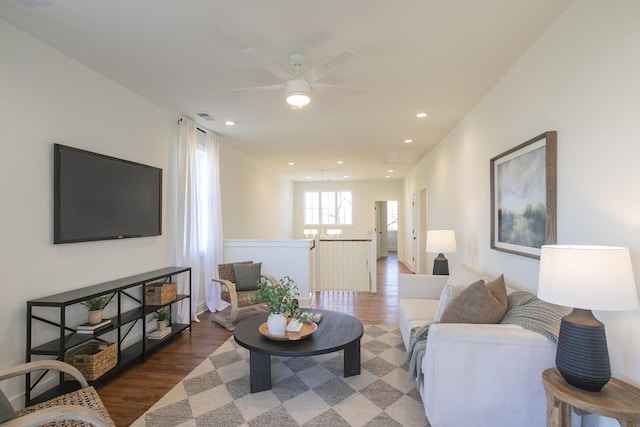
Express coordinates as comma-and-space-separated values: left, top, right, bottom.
232, 48, 362, 107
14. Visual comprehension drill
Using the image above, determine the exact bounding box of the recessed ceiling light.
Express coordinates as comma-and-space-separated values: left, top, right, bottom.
416, 112, 427, 118
343, 175, 349, 178
306, 176, 312, 179
388, 169, 394, 173
224, 120, 235, 126
385, 175, 391, 179
404, 139, 413, 144
337, 161, 344, 164
287, 162, 294, 166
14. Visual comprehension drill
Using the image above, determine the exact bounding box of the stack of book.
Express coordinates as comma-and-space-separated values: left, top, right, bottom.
148, 327, 171, 340
76, 319, 112, 335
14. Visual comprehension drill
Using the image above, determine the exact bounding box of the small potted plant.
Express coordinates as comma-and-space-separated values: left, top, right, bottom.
81, 296, 110, 324
255, 276, 307, 336
153, 309, 171, 331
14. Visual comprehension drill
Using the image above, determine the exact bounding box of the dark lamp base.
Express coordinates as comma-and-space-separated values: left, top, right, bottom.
556, 308, 611, 392
432, 254, 449, 275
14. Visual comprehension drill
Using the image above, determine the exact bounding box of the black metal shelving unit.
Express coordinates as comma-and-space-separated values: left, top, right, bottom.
25, 267, 191, 405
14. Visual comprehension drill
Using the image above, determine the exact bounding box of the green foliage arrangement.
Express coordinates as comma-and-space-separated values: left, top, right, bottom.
80, 296, 110, 311
255, 276, 308, 322
153, 308, 171, 321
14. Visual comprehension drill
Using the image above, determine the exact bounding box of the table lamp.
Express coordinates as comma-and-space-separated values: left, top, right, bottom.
426, 230, 457, 275
537, 245, 639, 392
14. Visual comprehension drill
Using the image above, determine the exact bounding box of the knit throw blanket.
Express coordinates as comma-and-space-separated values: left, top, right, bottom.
405, 290, 569, 381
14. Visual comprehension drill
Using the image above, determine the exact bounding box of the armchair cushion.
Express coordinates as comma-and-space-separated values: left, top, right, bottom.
440, 275, 508, 324
233, 262, 262, 291
0, 390, 16, 423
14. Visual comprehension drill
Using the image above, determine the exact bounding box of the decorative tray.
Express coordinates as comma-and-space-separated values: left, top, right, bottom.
259, 320, 317, 341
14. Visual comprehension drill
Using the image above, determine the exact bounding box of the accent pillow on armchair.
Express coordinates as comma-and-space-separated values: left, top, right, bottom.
233, 262, 262, 291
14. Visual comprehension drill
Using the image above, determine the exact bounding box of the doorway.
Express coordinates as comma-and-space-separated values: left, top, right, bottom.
375, 200, 398, 259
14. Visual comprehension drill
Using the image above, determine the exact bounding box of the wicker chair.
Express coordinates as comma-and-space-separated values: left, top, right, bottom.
0, 360, 115, 427
210, 261, 277, 330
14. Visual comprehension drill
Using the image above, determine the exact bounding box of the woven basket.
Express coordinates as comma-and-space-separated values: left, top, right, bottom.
145, 282, 177, 305
65, 341, 117, 381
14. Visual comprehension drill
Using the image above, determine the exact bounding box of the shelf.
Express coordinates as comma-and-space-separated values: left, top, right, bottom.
143, 294, 189, 314
30, 307, 145, 354
26, 267, 192, 405
145, 323, 189, 351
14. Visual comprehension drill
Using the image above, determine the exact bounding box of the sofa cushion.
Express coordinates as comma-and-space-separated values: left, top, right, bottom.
439, 275, 508, 324
399, 298, 440, 323
398, 298, 440, 350
233, 262, 262, 291
434, 264, 486, 321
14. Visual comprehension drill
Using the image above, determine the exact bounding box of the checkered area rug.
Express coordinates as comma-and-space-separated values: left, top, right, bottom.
131, 324, 430, 426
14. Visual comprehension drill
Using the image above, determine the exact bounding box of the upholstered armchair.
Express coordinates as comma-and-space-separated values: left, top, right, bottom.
0, 360, 115, 426
211, 261, 277, 330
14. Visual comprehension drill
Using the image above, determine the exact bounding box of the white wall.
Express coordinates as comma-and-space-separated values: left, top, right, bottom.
0, 19, 176, 402
219, 143, 294, 239
223, 239, 312, 306
293, 179, 403, 240
403, 2, 640, 425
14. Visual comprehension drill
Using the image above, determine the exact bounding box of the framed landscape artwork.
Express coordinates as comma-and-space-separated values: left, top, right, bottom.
490, 131, 557, 259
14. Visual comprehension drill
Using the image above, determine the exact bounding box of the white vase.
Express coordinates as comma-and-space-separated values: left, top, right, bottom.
267, 312, 287, 337
88, 310, 102, 325
157, 320, 169, 331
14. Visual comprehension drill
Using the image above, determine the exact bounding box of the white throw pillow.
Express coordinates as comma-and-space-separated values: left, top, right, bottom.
445, 264, 485, 287
434, 264, 485, 321
434, 285, 467, 321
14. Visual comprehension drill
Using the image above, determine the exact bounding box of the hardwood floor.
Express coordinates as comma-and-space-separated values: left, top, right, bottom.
97, 253, 411, 426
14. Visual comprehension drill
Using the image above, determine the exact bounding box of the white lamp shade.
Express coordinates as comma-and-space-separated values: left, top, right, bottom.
426, 230, 457, 254
537, 245, 639, 311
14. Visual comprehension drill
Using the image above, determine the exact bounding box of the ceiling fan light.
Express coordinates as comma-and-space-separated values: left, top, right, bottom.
286, 79, 311, 107
287, 93, 310, 107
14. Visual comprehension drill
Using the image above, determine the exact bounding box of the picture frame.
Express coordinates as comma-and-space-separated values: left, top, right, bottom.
490, 131, 557, 259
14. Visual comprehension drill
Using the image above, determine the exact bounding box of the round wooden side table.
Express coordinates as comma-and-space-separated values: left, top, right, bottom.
542, 367, 640, 427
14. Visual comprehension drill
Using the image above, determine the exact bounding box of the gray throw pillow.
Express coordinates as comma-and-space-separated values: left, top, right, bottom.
0, 389, 16, 423
233, 262, 262, 291
439, 275, 508, 324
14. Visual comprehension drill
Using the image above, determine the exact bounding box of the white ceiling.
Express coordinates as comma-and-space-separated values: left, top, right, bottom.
0, 0, 573, 182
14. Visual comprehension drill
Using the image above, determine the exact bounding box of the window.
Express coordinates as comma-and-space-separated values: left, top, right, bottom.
387, 200, 398, 231
304, 191, 352, 225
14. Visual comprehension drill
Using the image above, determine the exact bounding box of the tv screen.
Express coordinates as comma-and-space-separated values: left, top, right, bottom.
54, 144, 162, 244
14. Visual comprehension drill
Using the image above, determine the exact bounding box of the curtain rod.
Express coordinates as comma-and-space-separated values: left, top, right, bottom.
177, 118, 207, 134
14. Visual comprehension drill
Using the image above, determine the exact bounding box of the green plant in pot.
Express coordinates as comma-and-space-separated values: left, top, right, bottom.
255, 276, 307, 336
81, 296, 110, 324
153, 308, 171, 331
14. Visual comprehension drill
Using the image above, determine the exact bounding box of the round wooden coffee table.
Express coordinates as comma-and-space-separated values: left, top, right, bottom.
234, 309, 364, 393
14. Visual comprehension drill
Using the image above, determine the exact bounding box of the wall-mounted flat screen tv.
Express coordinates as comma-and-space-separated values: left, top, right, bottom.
54, 144, 162, 244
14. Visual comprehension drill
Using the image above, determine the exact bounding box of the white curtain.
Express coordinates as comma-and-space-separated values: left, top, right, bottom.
176, 118, 200, 323
201, 131, 227, 312
176, 118, 227, 323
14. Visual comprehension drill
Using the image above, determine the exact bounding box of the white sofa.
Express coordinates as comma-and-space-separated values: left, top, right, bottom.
398, 267, 568, 427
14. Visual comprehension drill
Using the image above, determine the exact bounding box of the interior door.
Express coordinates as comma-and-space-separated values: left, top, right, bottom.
375, 201, 388, 258
411, 193, 417, 272
418, 188, 428, 273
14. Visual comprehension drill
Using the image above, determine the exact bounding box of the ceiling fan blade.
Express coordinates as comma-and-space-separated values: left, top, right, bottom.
230, 84, 283, 93
312, 83, 363, 96
302, 51, 355, 82
240, 48, 292, 81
